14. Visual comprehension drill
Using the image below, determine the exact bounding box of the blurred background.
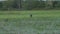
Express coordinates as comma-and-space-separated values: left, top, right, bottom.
0, 0, 60, 10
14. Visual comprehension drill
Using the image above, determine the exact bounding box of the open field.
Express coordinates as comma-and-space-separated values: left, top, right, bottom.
0, 10, 60, 34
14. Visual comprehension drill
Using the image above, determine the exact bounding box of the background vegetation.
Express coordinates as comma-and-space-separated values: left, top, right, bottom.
0, 0, 60, 10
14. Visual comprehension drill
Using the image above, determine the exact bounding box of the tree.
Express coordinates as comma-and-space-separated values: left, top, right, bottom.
16, 0, 22, 10
6, 0, 14, 10
45, 0, 53, 9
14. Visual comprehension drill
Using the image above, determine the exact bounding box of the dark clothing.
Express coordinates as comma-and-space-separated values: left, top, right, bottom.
30, 14, 32, 18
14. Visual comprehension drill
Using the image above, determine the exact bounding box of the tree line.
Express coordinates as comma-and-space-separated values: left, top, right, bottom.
0, 0, 60, 10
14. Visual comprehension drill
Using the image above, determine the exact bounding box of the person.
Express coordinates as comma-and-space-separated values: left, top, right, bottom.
30, 14, 32, 18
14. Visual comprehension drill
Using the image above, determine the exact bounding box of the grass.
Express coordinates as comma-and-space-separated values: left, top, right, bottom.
0, 10, 60, 19
0, 10, 60, 34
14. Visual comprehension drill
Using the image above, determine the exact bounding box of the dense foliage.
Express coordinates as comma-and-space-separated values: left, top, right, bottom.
0, 0, 60, 10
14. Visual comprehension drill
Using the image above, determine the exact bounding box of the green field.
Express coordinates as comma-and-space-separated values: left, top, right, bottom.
0, 10, 60, 34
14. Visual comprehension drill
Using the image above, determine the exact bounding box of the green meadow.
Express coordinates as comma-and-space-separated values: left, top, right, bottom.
0, 10, 60, 34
